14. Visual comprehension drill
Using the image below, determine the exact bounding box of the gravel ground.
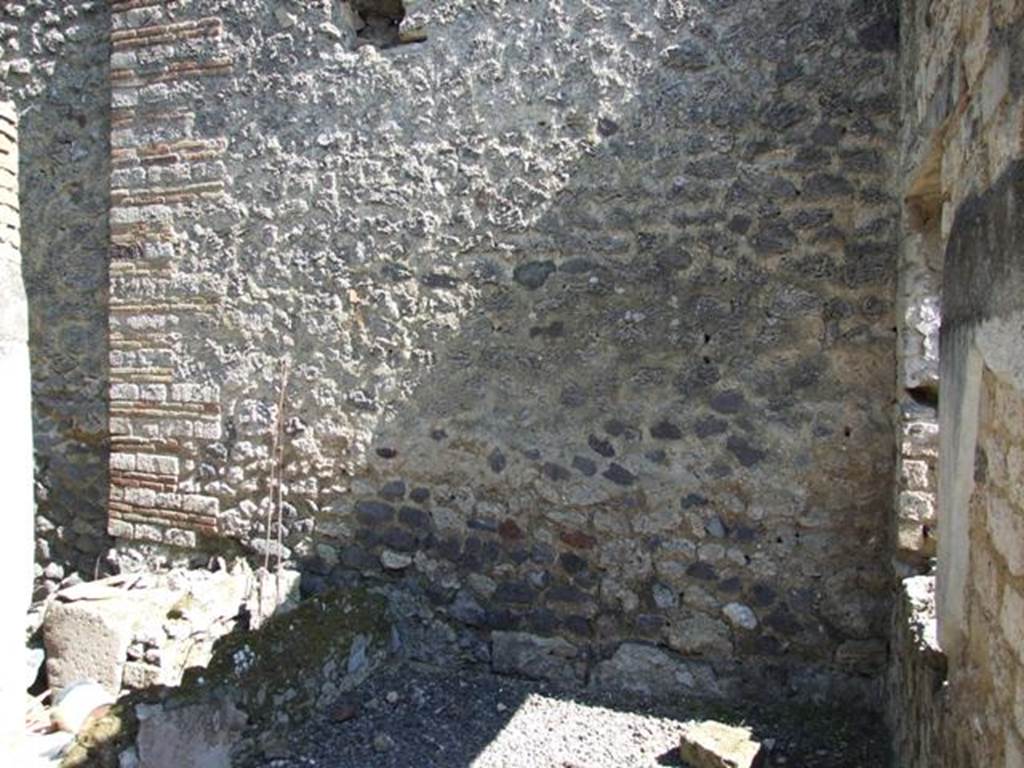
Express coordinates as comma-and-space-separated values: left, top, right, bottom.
247, 664, 888, 768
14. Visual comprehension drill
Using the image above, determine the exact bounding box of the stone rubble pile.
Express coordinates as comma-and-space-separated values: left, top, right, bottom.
43, 562, 300, 698
16, 563, 300, 766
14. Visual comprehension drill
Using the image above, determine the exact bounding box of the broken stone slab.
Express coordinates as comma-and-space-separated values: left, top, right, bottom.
491, 631, 583, 683
45, 586, 183, 697
136, 698, 247, 768
56, 574, 146, 602
679, 720, 765, 768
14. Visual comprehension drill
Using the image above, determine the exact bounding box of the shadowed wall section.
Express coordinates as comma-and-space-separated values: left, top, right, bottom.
0, 1, 113, 594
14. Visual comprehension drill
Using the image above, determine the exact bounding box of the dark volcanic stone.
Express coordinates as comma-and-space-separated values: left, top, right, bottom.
542, 462, 572, 482
381, 527, 417, 552
494, 580, 536, 604
528, 608, 560, 634
341, 545, 378, 570
300, 572, 327, 597
681, 493, 709, 509
726, 435, 767, 467
603, 463, 636, 486
709, 390, 747, 414
450, 590, 486, 626
857, 17, 898, 52
686, 562, 717, 581
718, 577, 742, 594
765, 607, 801, 635
562, 615, 591, 636
513, 261, 556, 290
380, 480, 406, 501
572, 455, 597, 476
547, 584, 588, 604
804, 173, 854, 199
650, 420, 682, 440
559, 552, 588, 574
597, 117, 620, 137
399, 506, 430, 529
644, 450, 667, 465
355, 500, 395, 525
489, 448, 507, 474
587, 434, 615, 457
751, 583, 777, 606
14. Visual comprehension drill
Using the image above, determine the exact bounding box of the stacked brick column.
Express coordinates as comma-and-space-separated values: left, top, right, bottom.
107, 0, 231, 549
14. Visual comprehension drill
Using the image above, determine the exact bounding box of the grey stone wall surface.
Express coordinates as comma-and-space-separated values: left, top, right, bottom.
106, 0, 900, 699
0, 0, 112, 594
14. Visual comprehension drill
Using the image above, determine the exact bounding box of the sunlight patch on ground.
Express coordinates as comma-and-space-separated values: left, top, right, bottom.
471, 692, 685, 768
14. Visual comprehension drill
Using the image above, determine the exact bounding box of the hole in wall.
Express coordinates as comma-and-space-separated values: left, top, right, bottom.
906, 385, 939, 408
351, 0, 425, 48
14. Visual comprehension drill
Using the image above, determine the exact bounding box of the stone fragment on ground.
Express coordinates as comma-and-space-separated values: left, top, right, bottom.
679, 720, 766, 768
136, 698, 248, 768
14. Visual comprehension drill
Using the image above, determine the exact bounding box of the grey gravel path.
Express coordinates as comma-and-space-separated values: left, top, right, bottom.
248, 664, 887, 768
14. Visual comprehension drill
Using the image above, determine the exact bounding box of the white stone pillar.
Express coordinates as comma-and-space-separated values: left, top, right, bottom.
0, 101, 31, 752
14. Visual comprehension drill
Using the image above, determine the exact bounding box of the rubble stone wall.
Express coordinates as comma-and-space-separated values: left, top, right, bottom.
0, 0, 113, 595
105, 0, 900, 700
891, 0, 1024, 764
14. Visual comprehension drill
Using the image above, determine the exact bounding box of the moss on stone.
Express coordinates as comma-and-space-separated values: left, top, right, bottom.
178, 587, 389, 723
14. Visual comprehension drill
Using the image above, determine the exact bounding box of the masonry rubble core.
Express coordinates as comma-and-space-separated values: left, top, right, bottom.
0, 0, 1020, 766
